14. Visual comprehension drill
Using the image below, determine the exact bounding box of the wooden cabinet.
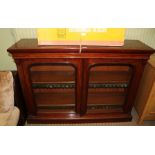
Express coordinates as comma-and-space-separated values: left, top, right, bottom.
135, 54, 155, 124
7, 39, 154, 124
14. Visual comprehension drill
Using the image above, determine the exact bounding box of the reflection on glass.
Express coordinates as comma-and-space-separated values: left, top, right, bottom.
87, 65, 133, 113
30, 64, 76, 113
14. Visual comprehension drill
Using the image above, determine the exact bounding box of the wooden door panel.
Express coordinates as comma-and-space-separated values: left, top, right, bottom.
82, 58, 145, 115
20, 58, 82, 115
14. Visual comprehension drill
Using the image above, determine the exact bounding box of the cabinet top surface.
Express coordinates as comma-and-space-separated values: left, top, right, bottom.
7, 39, 154, 54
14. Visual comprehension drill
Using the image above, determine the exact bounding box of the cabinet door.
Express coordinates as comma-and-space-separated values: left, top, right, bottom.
82, 59, 144, 115
21, 59, 82, 116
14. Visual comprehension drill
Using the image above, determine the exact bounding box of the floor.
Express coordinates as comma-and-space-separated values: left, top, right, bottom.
132, 108, 155, 126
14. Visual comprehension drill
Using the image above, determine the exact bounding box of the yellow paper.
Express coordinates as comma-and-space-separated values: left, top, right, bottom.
37, 28, 125, 46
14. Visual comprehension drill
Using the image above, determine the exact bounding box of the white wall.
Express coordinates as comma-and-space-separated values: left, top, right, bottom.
0, 29, 16, 70
126, 28, 155, 49
0, 28, 155, 71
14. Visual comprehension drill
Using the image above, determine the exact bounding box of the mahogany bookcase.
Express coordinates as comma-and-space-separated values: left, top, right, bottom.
7, 39, 154, 123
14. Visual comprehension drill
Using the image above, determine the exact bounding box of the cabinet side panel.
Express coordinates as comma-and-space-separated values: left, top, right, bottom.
134, 63, 155, 117
145, 82, 155, 115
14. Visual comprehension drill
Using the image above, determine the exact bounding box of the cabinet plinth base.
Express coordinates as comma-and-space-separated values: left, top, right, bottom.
27, 113, 132, 124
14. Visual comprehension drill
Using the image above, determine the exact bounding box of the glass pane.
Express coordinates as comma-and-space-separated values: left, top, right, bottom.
30, 64, 76, 113
87, 65, 133, 113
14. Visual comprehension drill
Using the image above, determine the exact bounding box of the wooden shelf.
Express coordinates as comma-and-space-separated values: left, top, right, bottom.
31, 71, 75, 83
32, 83, 75, 89
87, 93, 126, 105
33, 87, 127, 94
90, 66, 130, 72
34, 92, 75, 106
33, 88, 74, 93
88, 88, 127, 93
89, 71, 131, 83
31, 71, 131, 84
30, 65, 75, 72
87, 104, 123, 113
37, 104, 75, 113
32, 83, 128, 89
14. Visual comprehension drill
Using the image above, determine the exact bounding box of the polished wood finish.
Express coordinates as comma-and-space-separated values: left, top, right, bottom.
8, 39, 154, 124
8, 39, 153, 54
135, 63, 155, 124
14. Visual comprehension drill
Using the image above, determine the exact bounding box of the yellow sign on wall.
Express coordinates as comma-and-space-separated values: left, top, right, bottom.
37, 28, 125, 46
